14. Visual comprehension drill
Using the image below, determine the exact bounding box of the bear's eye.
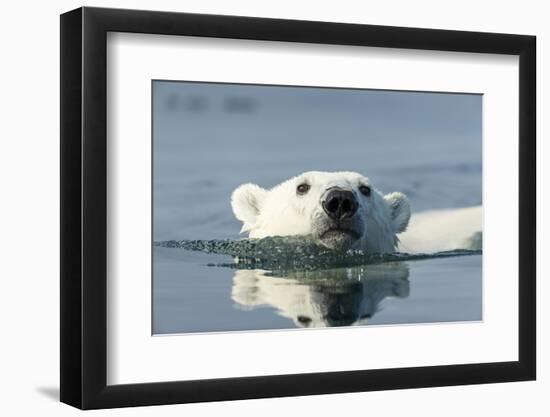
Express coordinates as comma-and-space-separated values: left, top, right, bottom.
296, 183, 310, 195
359, 185, 371, 197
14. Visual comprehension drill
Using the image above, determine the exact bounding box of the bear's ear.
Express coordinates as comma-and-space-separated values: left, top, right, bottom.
384, 192, 411, 233
231, 183, 268, 232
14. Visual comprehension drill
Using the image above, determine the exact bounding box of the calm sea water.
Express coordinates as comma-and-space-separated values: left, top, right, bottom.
152, 81, 482, 334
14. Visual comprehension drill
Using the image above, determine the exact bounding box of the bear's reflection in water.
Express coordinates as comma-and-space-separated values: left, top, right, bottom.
231, 262, 410, 328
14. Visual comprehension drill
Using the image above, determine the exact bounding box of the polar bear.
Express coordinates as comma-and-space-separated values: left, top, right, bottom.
231, 171, 482, 254
231, 171, 410, 253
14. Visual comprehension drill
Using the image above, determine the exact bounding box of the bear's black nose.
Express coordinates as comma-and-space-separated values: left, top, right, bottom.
322, 188, 358, 220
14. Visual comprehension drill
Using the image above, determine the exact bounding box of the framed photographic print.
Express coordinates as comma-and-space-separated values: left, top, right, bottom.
60, 6, 536, 409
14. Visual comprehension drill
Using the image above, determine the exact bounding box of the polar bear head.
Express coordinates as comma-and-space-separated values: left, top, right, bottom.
231, 171, 410, 253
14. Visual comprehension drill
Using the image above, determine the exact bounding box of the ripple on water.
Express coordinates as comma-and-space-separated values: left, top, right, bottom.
154, 236, 481, 272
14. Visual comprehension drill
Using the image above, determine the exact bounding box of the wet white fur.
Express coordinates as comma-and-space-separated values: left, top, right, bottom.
398, 206, 482, 253
232, 171, 410, 253
232, 171, 482, 254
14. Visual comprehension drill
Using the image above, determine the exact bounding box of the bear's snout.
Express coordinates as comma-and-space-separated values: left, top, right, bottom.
321, 188, 358, 221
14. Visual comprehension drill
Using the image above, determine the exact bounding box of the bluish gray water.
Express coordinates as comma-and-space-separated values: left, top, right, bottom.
153, 245, 481, 333
152, 81, 482, 334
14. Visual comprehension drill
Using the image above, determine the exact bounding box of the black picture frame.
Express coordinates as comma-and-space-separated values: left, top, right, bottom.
60, 6, 536, 410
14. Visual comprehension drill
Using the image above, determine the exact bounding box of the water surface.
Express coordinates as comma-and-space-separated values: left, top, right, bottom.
153, 244, 482, 334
